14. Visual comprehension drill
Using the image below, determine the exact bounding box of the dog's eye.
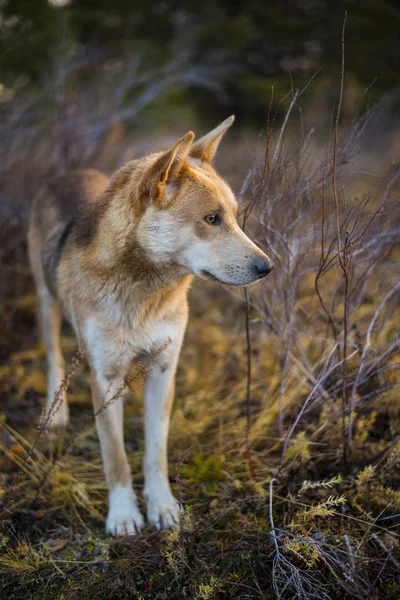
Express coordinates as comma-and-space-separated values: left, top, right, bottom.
204, 214, 221, 226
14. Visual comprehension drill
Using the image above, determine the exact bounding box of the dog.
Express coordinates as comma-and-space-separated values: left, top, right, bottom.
28, 116, 273, 536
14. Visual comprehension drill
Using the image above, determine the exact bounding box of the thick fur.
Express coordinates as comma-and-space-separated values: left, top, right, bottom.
28, 117, 273, 535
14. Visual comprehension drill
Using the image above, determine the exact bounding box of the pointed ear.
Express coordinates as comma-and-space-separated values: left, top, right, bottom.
141, 131, 194, 205
190, 115, 235, 164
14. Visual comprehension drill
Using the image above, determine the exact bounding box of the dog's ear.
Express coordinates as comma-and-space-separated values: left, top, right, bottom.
141, 131, 194, 205
190, 115, 235, 164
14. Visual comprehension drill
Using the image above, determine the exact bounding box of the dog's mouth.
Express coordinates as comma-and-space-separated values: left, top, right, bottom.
201, 270, 220, 282
200, 270, 251, 288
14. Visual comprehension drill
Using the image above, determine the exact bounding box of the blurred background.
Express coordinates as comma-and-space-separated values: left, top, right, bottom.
1, 1, 400, 162
2, 0, 400, 121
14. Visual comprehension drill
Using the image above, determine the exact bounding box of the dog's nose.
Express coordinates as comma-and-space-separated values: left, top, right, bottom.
254, 258, 273, 279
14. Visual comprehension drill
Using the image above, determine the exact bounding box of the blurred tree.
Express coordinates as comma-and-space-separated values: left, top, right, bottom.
0, 0, 399, 122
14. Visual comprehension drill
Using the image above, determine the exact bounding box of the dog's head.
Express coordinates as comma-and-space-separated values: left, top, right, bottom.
136, 117, 273, 286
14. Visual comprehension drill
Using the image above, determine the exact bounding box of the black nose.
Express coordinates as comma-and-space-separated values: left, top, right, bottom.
254, 259, 273, 278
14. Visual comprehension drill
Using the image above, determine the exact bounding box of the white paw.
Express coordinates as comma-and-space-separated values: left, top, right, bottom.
145, 481, 181, 530
106, 485, 145, 536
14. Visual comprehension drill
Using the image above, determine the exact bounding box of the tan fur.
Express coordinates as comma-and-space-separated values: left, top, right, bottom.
28, 117, 273, 535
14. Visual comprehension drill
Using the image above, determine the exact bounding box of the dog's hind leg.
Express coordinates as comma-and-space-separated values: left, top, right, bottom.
143, 322, 186, 529
28, 225, 69, 429
38, 286, 69, 429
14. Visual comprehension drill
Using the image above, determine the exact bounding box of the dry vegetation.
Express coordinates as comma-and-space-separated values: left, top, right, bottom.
0, 50, 400, 600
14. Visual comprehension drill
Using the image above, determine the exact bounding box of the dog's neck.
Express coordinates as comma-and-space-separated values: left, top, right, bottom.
75, 160, 192, 316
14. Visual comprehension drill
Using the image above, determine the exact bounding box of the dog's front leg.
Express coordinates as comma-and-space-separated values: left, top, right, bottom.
91, 372, 145, 536
143, 329, 185, 529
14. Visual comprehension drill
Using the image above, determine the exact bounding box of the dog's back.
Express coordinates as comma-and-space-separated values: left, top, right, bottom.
29, 169, 109, 298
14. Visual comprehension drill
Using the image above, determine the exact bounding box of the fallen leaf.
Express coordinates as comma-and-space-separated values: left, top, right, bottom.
44, 539, 69, 553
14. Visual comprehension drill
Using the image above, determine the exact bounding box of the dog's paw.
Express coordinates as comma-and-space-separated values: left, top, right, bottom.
106, 485, 145, 536
145, 482, 181, 530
